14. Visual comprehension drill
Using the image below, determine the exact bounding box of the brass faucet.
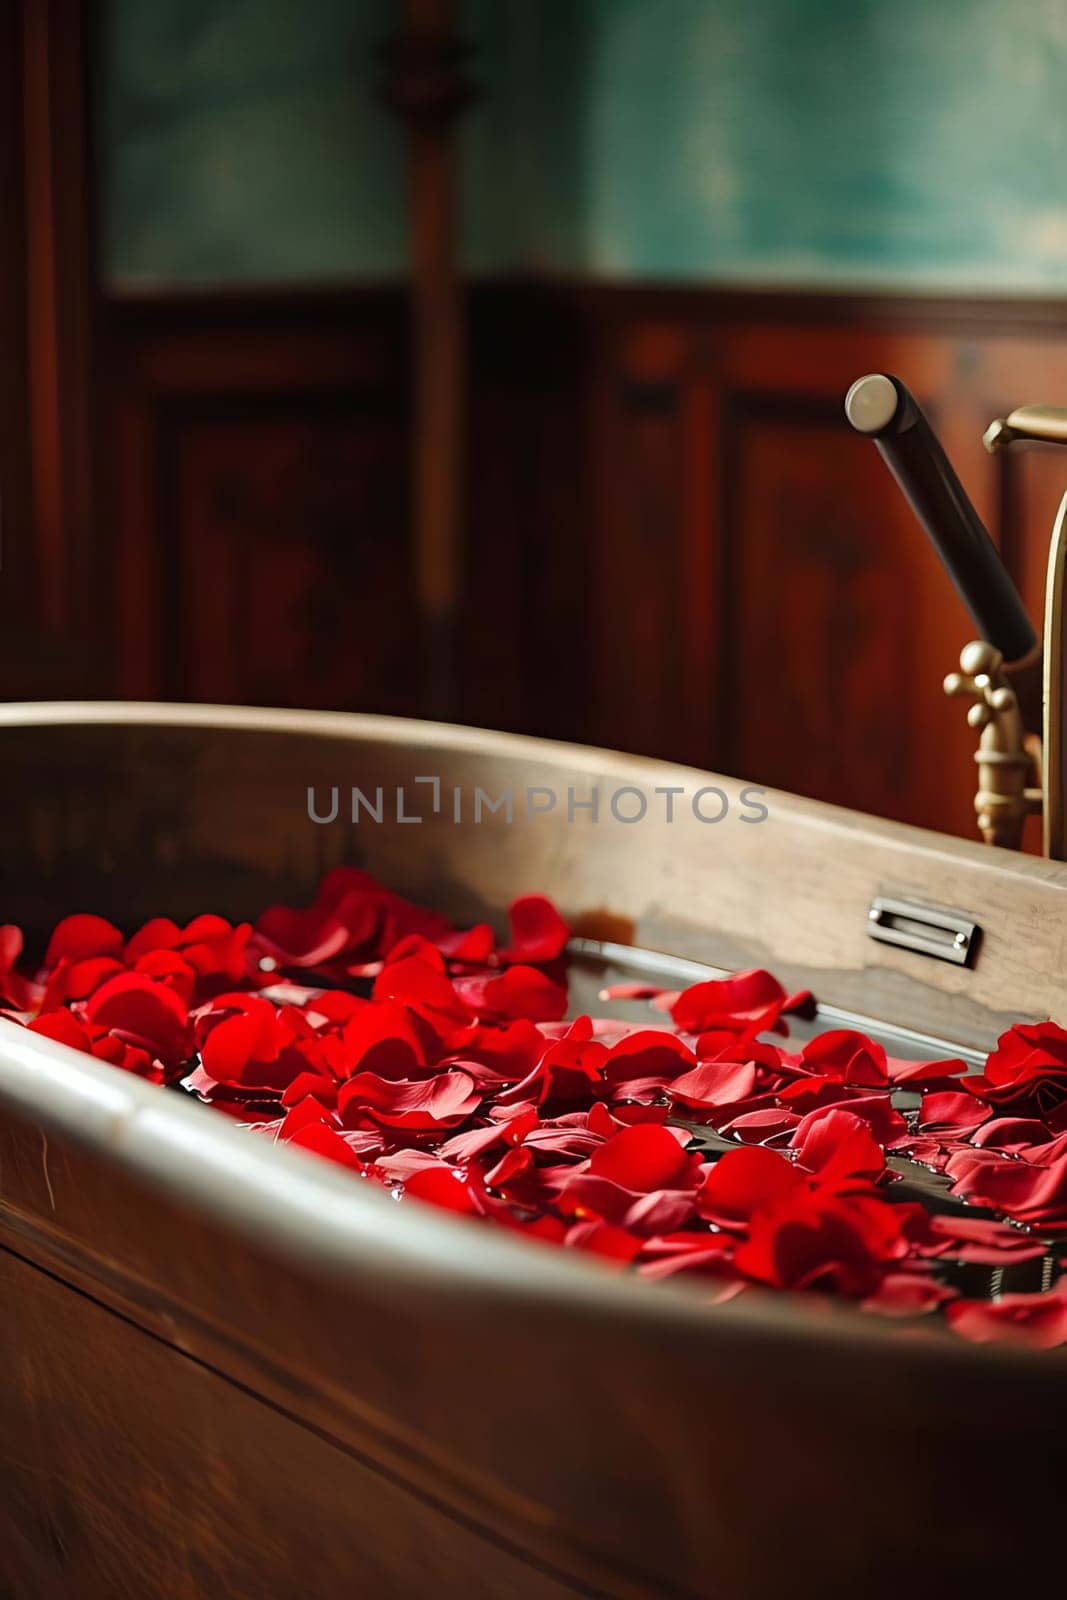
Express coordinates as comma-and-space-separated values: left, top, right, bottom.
943, 640, 1042, 850
983, 405, 1067, 454
945, 408, 1067, 858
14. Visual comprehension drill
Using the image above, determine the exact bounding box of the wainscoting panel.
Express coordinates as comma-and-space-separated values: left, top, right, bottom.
100, 283, 1067, 842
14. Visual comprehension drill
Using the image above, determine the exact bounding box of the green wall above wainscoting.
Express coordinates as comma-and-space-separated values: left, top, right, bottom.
99, 0, 1067, 290
98, 0, 407, 283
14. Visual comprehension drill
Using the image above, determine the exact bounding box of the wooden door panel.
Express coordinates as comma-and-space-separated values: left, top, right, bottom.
724, 397, 979, 835
172, 410, 416, 713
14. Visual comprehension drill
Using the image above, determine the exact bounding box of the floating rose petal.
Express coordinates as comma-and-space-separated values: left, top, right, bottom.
790, 1107, 886, 1182
598, 981, 667, 1003
439, 1106, 540, 1164
637, 1232, 737, 1279
281, 1109, 368, 1173
946, 1288, 1067, 1348
862, 1274, 957, 1318
437, 923, 496, 966
961, 1020, 1067, 1115
919, 1214, 1047, 1267
29, 1007, 157, 1079
886, 1053, 968, 1087
919, 1091, 991, 1137
670, 970, 812, 1036
336, 1000, 428, 1080
971, 1117, 1056, 1153
603, 1030, 696, 1099
586, 1122, 698, 1192
791, 1030, 888, 1088
719, 1106, 802, 1144
1, 925, 43, 1011
372, 953, 472, 1040
734, 1186, 909, 1298
697, 1146, 806, 1228
404, 1164, 479, 1215
254, 867, 452, 971
124, 914, 256, 997
563, 1219, 643, 1264
454, 964, 567, 1024
669, 1059, 759, 1113
338, 1067, 481, 1134
83, 971, 190, 1069
558, 1172, 697, 1236
14, 870, 1067, 1350
45, 913, 124, 969
949, 1149, 1067, 1228
500, 895, 570, 965
498, 1030, 608, 1109
776, 1084, 908, 1147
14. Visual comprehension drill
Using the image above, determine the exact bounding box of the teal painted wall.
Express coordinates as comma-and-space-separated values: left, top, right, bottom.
97, 0, 522, 284
99, 0, 1067, 290
98, 0, 407, 283
542, 0, 1067, 287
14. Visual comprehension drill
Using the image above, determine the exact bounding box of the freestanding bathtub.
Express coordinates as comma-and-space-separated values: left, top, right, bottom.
0, 702, 1065, 1600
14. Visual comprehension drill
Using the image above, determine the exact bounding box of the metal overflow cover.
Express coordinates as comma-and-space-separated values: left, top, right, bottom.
866, 897, 980, 967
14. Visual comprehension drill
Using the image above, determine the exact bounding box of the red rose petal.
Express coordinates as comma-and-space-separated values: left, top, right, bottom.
84, 971, 189, 1065
501, 894, 570, 965
947, 1288, 1067, 1348
698, 1146, 806, 1227
791, 1107, 886, 1182
45, 913, 125, 968
587, 1122, 695, 1191
404, 1164, 479, 1214
669, 1059, 758, 1112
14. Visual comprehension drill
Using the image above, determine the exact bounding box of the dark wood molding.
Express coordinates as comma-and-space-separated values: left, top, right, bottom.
0, 0, 32, 612
101, 283, 409, 331
526, 276, 1067, 336
100, 274, 1067, 337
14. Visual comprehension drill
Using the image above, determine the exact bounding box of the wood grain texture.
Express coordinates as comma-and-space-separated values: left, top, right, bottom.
0, 0, 102, 700
1, 705, 1067, 1598
1, 702, 1064, 1045
81, 277, 1067, 839
0, 1249, 589, 1600
588, 300, 1067, 845
1, 703, 1067, 1598
105, 295, 411, 710
1, 1112, 1064, 1600
385, 0, 474, 717
170, 406, 416, 711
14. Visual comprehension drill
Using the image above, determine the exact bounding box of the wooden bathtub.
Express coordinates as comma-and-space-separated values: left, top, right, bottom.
0, 702, 1065, 1600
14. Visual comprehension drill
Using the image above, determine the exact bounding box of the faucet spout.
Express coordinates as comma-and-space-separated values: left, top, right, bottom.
984, 406, 1067, 453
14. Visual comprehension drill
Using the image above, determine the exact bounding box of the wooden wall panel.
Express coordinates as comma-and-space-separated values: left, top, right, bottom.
98, 284, 1067, 846
591, 326, 687, 761
172, 409, 415, 712
724, 399, 937, 825
106, 299, 413, 712
589, 322, 721, 769
104, 289, 590, 736
461, 289, 591, 742
0, 0, 101, 699
714, 327, 994, 838
586, 298, 1067, 842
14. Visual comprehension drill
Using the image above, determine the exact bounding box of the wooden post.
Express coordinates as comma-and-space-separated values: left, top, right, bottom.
385, 0, 474, 720
0, 0, 99, 697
